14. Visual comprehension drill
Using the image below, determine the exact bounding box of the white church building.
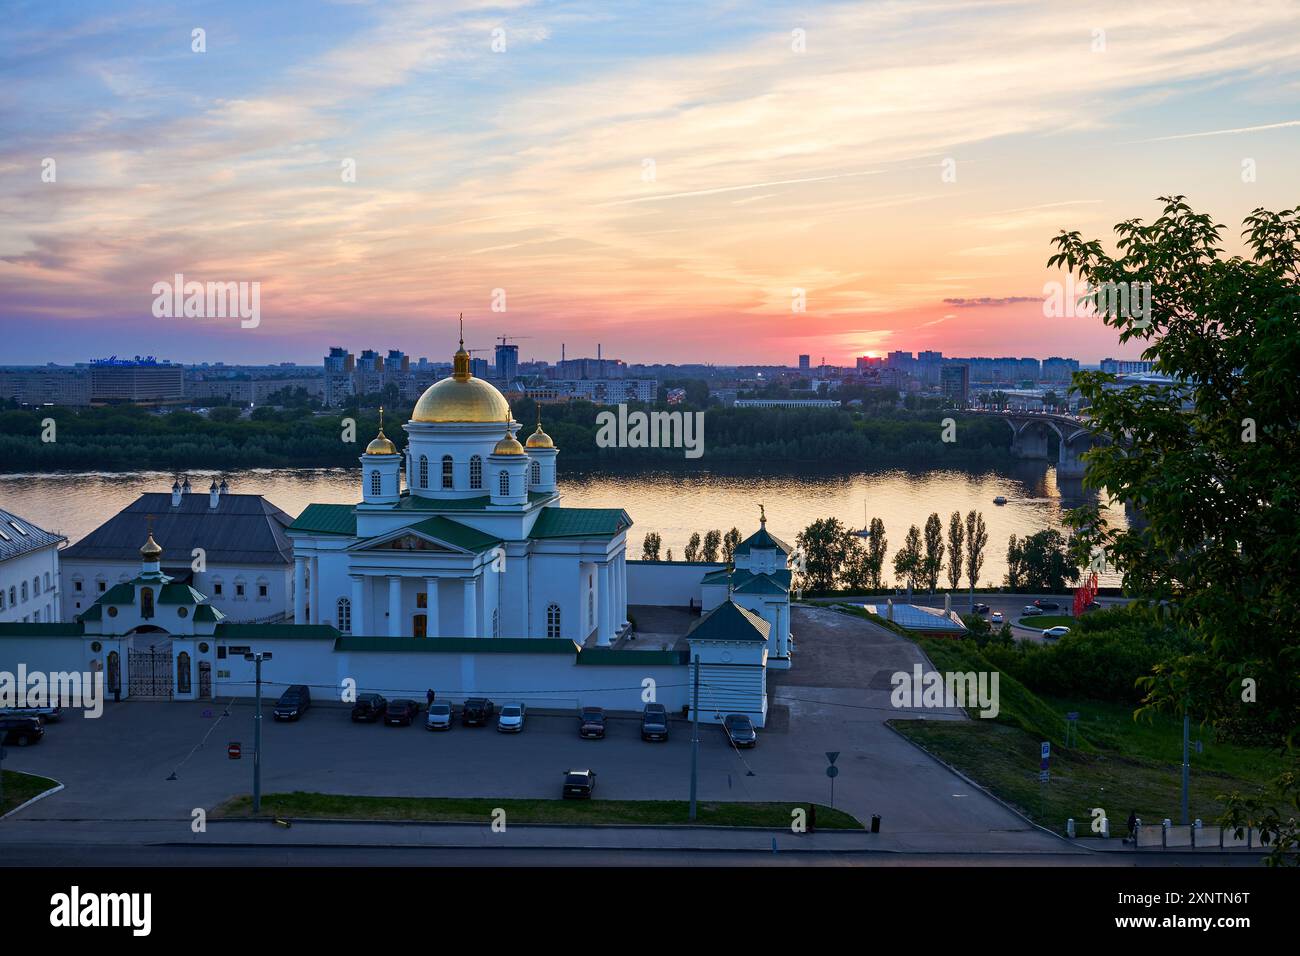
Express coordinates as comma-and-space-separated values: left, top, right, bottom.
0, 330, 789, 726
288, 334, 632, 646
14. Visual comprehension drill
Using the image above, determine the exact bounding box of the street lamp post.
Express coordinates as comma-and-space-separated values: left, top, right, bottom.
243, 651, 273, 813
689, 654, 700, 821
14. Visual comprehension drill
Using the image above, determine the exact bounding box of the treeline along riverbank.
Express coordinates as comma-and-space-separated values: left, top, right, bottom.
0, 401, 1013, 472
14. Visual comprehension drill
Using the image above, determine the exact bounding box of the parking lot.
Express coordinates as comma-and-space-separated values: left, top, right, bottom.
2, 605, 1069, 851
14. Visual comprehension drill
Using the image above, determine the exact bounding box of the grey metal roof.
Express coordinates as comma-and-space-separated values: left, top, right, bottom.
0, 507, 66, 563
61, 492, 293, 566
864, 603, 968, 633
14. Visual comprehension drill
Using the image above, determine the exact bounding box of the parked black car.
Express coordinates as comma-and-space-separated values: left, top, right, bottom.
579, 706, 606, 739
641, 703, 669, 742
1, 706, 62, 723
0, 716, 44, 747
273, 685, 311, 721
461, 698, 495, 726
1034, 599, 1061, 610
384, 699, 420, 726
722, 713, 758, 748
350, 693, 387, 722
972, 603, 990, 614
562, 769, 596, 799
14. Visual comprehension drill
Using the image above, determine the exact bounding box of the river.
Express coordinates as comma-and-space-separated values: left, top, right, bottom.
0, 462, 1125, 587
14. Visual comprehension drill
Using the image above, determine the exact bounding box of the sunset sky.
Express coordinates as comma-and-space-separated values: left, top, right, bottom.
2, 0, 1299, 366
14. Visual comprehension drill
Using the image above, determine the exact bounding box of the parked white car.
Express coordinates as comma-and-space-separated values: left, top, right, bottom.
1042, 626, 1071, 639
497, 702, 527, 733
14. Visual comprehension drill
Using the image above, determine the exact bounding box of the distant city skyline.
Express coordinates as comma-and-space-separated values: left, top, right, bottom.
3, 1, 1298, 365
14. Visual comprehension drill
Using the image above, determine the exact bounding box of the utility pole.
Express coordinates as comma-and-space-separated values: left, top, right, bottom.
243, 651, 273, 813
689, 654, 700, 821
1181, 712, 1190, 826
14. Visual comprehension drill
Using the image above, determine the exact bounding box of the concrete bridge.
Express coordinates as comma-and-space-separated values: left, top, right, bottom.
963, 409, 1097, 478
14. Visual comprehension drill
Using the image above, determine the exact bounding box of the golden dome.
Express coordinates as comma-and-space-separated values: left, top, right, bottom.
413, 376, 512, 423
140, 530, 162, 561
525, 423, 554, 449
493, 426, 525, 456
411, 323, 512, 423
364, 407, 398, 454
365, 434, 397, 455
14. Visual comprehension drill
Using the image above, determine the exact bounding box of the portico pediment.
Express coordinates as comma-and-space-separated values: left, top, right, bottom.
347, 515, 502, 556
349, 531, 463, 554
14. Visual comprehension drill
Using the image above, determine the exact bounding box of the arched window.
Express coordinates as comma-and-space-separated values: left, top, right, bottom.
441, 455, 454, 489
20, 582, 28, 602
530, 460, 541, 486
546, 603, 561, 638
140, 586, 154, 619
337, 597, 352, 633
492, 608, 500, 638
419, 455, 428, 489
498, 470, 509, 496
44, 572, 51, 589
588, 587, 595, 629
470, 455, 483, 489
370, 470, 382, 496
32, 576, 40, 595
177, 651, 191, 694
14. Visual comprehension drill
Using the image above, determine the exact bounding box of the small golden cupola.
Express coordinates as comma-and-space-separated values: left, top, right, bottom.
140, 527, 163, 561
365, 406, 398, 455
493, 422, 525, 456
525, 408, 554, 448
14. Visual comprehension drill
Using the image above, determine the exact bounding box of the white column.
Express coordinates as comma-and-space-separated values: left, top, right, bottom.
425, 577, 440, 638
309, 556, 319, 624
597, 562, 612, 646
619, 553, 629, 628
349, 575, 363, 634
294, 557, 307, 624
388, 575, 402, 637
462, 577, 478, 638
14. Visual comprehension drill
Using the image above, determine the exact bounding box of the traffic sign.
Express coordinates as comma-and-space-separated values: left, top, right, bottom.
228, 742, 242, 760
826, 751, 840, 765
826, 766, 839, 778
1066, 712, 1079, 721
1041, 741, 1050, 759
1039, 770, 1050, 783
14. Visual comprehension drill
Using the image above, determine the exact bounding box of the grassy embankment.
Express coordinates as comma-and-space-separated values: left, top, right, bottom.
889, 638, 1284, 836
214, 792, 863, 828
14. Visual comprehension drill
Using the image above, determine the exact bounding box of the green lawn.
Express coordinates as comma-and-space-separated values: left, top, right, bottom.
889, 639, 1285, 837
1017, 615, 1075, 629
214, 792, 863, 829
1, 770, 59, 817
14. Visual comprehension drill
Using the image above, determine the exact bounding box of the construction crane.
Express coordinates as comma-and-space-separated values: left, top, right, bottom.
497, 335, 533, 347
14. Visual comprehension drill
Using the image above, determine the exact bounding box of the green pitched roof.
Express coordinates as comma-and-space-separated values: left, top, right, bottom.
733, 523, 791, 556
193, 604, 226, 623
158, 582, 206, 605
734, 573, 788, 595
288, 503, 357, 536
334, 637, 580, 654
529, 507, 632, 540
685, 600, 770, 643
78, 605, 103, 622
404, 516, 502, 553
215, 623, 342, 641
98, 582, 135, 605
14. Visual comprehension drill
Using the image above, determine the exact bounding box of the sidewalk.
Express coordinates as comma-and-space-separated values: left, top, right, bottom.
0, 817, 1088, 855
